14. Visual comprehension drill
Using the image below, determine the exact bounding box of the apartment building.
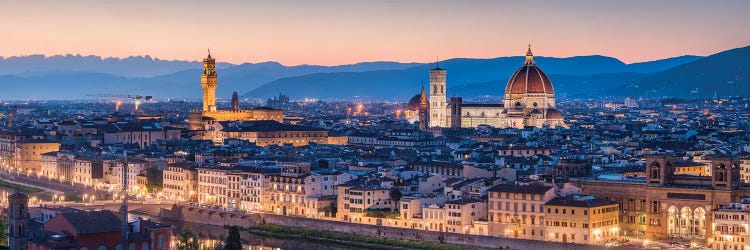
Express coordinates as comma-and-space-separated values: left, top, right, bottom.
710, 198, 750, 250
487, 183, 555, 240
544, 195, 620, 244
162, 164, 198, 202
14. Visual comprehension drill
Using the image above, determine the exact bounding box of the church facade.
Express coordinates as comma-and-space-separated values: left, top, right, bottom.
427, 46, 567, 129
188, 52, 283, 131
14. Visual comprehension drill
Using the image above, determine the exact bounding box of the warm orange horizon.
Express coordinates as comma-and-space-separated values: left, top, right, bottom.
1, 1, 749, 66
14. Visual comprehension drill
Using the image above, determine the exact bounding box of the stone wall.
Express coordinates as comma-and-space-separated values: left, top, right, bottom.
160, 205, 262, 228
163, 205, 620, 250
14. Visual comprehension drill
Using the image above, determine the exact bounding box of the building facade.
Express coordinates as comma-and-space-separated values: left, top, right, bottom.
710, 198, 750, 250
487, 184, 555, 240
578, 155, 750, 242
544, 195, 620, 244
162, 164, 198, 202
14, 139, 60, 174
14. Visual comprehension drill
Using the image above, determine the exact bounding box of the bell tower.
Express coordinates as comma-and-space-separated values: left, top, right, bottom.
429, 61, 448, 128
711, 158, 740, 190
645, 155, 674, 186
8, 192, 29, 250
201, 50, 218, 112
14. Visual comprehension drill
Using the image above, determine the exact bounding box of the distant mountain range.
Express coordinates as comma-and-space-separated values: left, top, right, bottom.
0, 54, 234, 77
244, 55, 703, 99
616, 46, 750, 97
1, 45, 748, 100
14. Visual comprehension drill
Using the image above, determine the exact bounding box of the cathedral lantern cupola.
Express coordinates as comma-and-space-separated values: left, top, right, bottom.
524, 44, 535, 65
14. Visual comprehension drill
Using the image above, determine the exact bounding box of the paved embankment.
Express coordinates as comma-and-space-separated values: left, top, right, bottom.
161, 204, 622, 250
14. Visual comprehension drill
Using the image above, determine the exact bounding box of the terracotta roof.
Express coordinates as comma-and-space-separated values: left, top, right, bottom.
505, 64, 554, 95
545, 195, 618, 208
56, 210, 121, 235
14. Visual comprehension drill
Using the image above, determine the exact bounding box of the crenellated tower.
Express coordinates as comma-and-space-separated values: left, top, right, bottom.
201, 50, 218, 112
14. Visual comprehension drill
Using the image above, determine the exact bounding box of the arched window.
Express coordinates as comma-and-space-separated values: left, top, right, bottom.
98, 246, 107, 250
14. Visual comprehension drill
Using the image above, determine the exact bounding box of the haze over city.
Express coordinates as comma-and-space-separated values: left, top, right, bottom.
1, 0, 750, 65
2, 2, 750, 250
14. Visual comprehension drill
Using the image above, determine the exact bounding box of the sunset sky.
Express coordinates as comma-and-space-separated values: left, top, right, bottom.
1, 0, 749, 65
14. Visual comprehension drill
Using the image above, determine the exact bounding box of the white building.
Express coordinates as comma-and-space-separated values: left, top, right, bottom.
711, 198, 750, 250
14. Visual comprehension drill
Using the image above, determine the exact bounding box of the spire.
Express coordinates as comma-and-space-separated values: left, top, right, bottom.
231, 91, 240, 111
524, 44, 535, 65
420, 82, 427, 103
207, 49, 212, 59
433, 56, 443, 70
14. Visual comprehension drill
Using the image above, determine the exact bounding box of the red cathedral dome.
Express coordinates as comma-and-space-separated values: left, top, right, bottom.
504, 46, 555, 96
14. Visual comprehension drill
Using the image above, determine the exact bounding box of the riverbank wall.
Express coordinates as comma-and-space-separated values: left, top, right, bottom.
160, 205, 619, 250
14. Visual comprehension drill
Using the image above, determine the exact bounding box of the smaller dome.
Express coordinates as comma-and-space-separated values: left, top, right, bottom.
546, 109, 563, 119
406, 94, 422, 110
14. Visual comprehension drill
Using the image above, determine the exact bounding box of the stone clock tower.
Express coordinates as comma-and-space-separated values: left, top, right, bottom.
201, 50, 218, 112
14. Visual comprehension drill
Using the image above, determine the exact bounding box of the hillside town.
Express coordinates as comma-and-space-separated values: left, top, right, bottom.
2, 52, 750, 250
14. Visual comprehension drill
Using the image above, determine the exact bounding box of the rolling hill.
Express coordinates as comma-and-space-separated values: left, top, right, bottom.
614, 46, 750, 98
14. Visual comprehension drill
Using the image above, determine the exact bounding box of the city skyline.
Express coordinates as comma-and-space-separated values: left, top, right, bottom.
1, 1, 749, 65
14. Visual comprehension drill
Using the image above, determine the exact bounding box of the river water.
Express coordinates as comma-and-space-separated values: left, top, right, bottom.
132, 213, 362, 250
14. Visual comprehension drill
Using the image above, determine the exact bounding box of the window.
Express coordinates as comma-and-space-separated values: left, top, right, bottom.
651, 201, 659, 213
98, 246, 107, 250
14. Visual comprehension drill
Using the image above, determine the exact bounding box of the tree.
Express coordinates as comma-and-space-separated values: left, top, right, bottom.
389, 186, 403, 204
0, 220, 8, 246
146, 168, 164, 193
176, 229, 200, 250
223, 226, 242, 250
